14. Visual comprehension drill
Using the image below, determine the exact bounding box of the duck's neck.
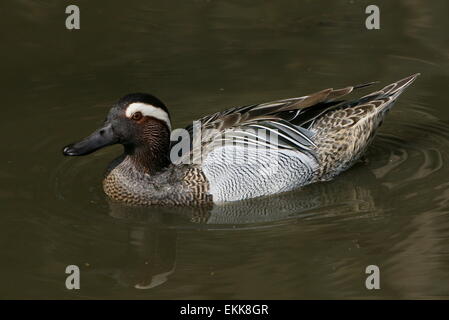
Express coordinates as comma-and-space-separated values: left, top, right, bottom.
124, 143, 171, 175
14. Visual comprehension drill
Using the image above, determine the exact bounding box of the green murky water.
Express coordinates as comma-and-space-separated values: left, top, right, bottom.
1, 0, 448, 299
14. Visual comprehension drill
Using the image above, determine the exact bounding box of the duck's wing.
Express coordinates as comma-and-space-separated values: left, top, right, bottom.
172, 81, 376, 165
171, 74, 419, 202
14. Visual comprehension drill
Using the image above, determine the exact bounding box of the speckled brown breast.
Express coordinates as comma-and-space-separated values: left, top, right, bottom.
103, 161, 213, 206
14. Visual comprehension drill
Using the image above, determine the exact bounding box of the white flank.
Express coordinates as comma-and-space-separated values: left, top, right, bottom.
125, 102, 171, 130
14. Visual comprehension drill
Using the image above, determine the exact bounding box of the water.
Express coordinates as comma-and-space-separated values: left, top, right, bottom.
1, 0, 448, 299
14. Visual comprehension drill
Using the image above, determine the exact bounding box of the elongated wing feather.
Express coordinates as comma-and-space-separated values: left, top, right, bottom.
173, 74, 419, 165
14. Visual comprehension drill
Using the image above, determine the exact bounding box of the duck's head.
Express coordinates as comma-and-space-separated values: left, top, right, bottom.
63, 93, 172, 172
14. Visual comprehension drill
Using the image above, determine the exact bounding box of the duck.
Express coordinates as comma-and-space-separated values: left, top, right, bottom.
63, 73, 419, 206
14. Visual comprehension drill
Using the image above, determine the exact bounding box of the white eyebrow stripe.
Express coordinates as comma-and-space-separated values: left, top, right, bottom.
125, 102, 171, 130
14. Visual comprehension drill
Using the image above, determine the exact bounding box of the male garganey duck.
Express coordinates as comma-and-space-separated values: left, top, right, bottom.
63, 74, 419, 206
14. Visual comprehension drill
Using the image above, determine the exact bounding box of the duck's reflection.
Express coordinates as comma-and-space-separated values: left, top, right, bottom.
107, 213, 178, 290
105, 165, 383, 290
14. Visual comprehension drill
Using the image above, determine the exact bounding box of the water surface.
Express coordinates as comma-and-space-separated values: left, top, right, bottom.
1, 0, 449, 299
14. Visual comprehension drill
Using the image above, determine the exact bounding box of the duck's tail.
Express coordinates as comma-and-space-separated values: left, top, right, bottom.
360, 73, 420, 112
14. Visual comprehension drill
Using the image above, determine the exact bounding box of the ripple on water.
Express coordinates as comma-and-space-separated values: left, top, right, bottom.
367, 106, 449, 213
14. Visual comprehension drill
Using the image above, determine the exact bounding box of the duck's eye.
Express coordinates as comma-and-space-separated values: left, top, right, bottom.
131, 111, 143, 121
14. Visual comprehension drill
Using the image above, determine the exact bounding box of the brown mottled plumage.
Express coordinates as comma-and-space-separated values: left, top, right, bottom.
310, 74, 419, 180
